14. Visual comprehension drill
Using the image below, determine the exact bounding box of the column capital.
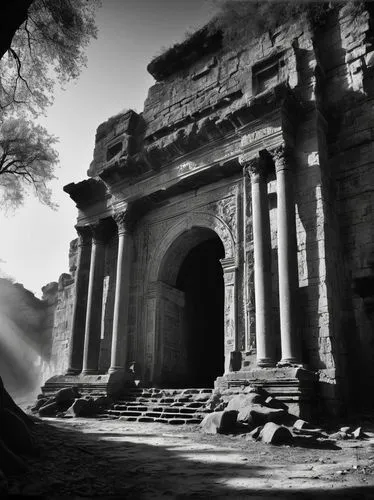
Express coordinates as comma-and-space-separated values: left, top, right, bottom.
239, 153, 269, 182
90, 220, 111, 244
113, 208, 133, 236
75, 225, 92, 247
270, 144, 292, 173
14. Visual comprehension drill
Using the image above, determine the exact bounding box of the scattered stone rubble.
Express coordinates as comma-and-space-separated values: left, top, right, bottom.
31, 387, 113, 418
200, 386, 365, 446
27, 383, 368, 451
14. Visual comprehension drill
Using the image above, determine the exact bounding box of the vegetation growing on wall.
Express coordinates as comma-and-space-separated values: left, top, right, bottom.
210, 0, 362, 41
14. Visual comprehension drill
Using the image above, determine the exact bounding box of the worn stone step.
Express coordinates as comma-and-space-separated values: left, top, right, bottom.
104, 387, 213, 425
107, 410, 143, 417
113, 404, 149, 411
119, 416, 138, 422
144, 411, 162, 418
117, 400, 208, 408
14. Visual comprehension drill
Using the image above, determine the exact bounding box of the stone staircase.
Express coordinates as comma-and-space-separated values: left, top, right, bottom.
103, 388, 214, 425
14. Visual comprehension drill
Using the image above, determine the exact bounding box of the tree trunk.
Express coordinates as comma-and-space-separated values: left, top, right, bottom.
0, 0, 34, 61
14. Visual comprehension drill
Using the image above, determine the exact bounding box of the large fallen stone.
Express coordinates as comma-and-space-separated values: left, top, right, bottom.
226, 393, 264, 412
38, 401, 59, 417
330, 431, 351, 440
264, 396, 288, 411
92, 396, 112, 410
31, 397, 49, 413
55, 387, 81, 404
205, 391, 223, 411
352, 427, 366, 439
246, 426, 263, 441
200, 410, 238, 434
259, 422, 293, 445
293, 419, 324, 436
235, 403, 286, 427
65, 398, 97, 417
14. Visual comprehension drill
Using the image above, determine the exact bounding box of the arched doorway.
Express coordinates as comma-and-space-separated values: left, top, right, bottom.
176, 236, 225, 387
154, 227, 225, 388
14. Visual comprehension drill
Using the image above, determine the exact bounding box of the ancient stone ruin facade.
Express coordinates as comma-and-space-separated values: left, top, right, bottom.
45, 3, 374, 417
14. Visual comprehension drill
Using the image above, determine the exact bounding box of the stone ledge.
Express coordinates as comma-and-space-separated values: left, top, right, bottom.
42, 372, 135, 399
215, 367, 318, 419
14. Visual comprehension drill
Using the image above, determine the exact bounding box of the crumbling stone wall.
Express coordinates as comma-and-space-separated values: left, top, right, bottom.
56, 2, 374, 415
317, 3, 374, 408
40, 239, 78, 382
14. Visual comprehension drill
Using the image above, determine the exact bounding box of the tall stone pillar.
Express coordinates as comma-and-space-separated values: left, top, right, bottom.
82, 221, 108, 375
272, 145, 300, 364
247, 156, 275, 367
109, 209, 133, 374
66, 226, 91, 375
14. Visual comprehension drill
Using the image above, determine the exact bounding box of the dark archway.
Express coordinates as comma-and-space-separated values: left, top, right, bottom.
175, 235, 225, 387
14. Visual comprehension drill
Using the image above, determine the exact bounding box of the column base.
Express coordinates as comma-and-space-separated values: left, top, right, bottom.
215, 366, 318, 419
108, 366, 125, 375
277, 359, 302, 367
42, 371, 136, 399
65, 368, 82, 376
256, 358, 276, 367
81, 369, 100, 376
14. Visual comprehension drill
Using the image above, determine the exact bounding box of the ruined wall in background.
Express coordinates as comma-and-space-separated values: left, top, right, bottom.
39, 239, 78, 385
0, 278, 55, 398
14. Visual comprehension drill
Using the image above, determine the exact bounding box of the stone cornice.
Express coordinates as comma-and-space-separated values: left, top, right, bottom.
95, 84, 303, 190
75, 225, 92, 247
64, 179, 108, 209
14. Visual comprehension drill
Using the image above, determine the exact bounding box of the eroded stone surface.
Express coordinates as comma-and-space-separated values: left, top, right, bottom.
38, 2, 374, 419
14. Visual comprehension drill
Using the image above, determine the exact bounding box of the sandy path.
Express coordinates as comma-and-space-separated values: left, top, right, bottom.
7, 417, 374, 498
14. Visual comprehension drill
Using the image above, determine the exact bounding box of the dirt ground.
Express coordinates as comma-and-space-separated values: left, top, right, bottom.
7, 416, 374, 499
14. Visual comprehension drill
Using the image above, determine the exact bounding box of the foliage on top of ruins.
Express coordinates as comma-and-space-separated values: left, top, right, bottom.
147, 27, 223, 81
148, 0, 364, 82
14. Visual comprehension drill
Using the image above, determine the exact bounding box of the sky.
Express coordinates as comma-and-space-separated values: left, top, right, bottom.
0, 0, 217, 296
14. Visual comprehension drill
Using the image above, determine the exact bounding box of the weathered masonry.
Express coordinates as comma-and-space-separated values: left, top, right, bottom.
45, 3, 374, 417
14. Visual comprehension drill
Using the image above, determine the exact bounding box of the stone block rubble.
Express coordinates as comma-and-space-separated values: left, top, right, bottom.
200, 386, 366, 446
30, 386, 113, 419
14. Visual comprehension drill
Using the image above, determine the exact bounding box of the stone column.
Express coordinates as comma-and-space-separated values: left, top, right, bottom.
247, 156, 275, 367
109, 209, 133, 374
272, 145, 300, 364
66, 226, 91, 375
82, 221, 108, 375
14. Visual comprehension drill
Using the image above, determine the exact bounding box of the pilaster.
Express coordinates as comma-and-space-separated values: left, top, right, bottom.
66, 226, 91, 374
